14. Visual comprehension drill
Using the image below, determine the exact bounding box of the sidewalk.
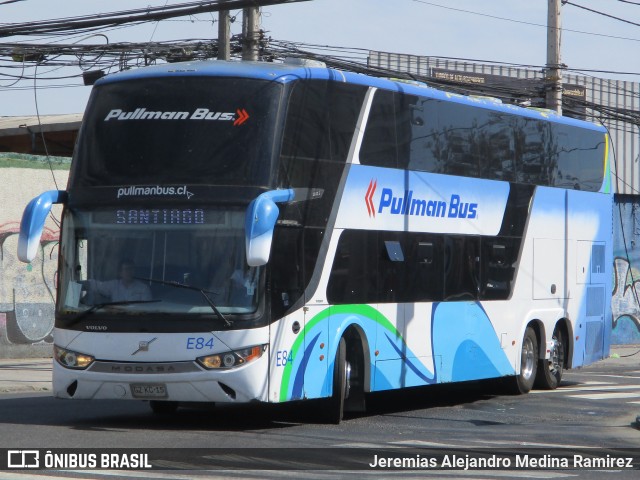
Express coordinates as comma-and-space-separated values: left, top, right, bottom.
0, 358, 52, 393
0, 346, 638, 395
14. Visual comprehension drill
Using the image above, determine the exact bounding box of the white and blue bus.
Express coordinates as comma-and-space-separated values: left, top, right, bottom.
19, 60, 612, 423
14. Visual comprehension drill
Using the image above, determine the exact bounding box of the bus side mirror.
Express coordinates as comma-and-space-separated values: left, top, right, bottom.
245, 189, 294, 267
18, 190, 67, 263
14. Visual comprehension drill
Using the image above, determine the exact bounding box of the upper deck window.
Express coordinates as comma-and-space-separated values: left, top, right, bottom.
360, 89, 606, 192
71, 77, 282, 188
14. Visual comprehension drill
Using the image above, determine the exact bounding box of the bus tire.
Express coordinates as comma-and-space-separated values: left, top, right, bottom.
512, 326, 538, 394
149, 400, 179, 415
323, 337, 348, 424
535, 328, 565, 390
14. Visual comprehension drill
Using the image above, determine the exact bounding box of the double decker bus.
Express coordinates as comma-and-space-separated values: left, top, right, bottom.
19, 60, 612, 423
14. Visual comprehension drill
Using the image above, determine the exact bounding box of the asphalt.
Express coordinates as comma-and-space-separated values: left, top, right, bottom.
0, 346, 638, 394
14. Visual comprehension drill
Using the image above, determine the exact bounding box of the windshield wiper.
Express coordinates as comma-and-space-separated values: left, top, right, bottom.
65, 300, 160, 326
136, 277, 232, 327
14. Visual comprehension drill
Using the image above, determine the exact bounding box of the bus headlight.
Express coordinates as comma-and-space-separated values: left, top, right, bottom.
197, 344, 267, 370
54, 345, 95, 370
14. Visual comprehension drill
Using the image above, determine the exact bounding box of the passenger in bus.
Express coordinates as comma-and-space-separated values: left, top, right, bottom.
83, 258, 152, 303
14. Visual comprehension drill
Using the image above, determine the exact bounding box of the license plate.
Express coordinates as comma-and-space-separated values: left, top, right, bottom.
131, 383, 167, 399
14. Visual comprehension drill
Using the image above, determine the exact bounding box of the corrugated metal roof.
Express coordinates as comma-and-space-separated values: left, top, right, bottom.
0, 114, 83, 137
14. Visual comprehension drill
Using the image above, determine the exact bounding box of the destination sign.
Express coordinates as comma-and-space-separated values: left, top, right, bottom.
115, 208, 204, 225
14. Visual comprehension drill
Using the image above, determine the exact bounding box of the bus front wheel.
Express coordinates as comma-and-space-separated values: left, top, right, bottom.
323, 337, 349, 424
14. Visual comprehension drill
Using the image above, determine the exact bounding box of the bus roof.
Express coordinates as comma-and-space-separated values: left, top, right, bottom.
95, 60, 605, 132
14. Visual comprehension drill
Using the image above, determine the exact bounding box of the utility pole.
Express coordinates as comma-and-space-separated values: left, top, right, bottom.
218, 2, 230, 61
242, 6, 260, 61
546, 0, 563, 114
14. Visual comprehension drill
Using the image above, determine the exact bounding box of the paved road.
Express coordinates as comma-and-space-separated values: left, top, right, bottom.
0, 347, 638, 479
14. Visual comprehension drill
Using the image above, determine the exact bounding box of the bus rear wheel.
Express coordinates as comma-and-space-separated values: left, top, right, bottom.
535, 328, 565, 390
512, 326, 538, 394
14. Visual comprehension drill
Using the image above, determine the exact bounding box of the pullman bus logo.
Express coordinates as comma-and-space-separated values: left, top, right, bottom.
104, 107, 250, 126
365, 179, 377, 217
364, 178, 479, 219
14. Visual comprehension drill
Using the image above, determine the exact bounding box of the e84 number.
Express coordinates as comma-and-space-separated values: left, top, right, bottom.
186, 337, 214, 350
276, 350, 293, 366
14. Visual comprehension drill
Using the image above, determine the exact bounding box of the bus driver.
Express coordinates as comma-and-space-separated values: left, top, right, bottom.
84, 258, 152, 302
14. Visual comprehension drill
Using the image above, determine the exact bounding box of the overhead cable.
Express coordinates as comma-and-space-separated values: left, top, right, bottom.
0, 0, 309, 37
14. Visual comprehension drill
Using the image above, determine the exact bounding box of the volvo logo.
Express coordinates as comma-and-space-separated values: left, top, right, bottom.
131, 337, 157, 356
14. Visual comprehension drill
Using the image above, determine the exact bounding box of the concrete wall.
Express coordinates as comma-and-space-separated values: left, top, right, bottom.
0, 164, 68, 358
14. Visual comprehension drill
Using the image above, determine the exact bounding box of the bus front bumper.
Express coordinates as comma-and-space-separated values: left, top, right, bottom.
51, 356, 269, 404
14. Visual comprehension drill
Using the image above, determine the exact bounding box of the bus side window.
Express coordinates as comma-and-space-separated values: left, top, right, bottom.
360, 90, 399, 168
444, 236, 480, 301
76, 239, 88, 282
406, 99, 440, 172
270, 227, 304, 320
410, 238, 444, 302
480, 238, 520, 300
327, 230, 378, 305
378, 237, 405, 303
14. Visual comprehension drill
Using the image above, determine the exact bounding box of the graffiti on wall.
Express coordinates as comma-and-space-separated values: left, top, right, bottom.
0, 221, 59, 347
612, 197, 640, 344
611, 256, 640, 344
0, 161, 70, 355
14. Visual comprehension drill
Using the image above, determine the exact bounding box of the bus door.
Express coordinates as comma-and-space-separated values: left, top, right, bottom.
301, 302, 330, 399
576, 240, 609, 365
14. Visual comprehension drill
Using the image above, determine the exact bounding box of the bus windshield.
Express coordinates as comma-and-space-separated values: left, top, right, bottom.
71, 77, 282, 188
57, 206, 261, 322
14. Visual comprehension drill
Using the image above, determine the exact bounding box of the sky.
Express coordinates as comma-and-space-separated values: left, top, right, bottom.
1, 0, 639, 117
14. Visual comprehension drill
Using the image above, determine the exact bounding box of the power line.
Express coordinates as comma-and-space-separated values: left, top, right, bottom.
3, 38, 640, 80
0, 0, 308, 38
410, 0, 640, 43
264, 42, 640, 131
564, 1, 640, 28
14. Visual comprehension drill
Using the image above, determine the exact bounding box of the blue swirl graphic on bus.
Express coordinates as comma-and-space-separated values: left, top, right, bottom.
280, 302, 515, 401
430, 302, 515, 382
290, 332, 321, 400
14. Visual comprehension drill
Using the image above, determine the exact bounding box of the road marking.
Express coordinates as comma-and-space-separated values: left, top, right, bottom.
558, 385, 640, 393
477, 440, 598, 449
333, 442, 396, 448
531, 384, 640, 394
390, 440, 473, 448
568, 373, 640, 380
568, 392, 640, 400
